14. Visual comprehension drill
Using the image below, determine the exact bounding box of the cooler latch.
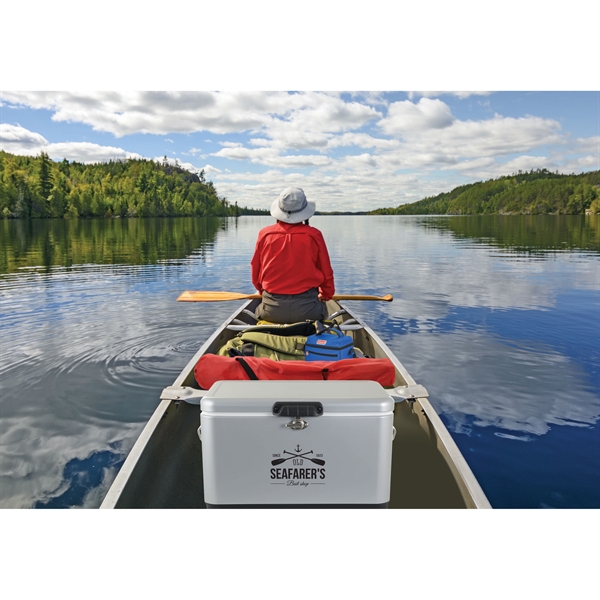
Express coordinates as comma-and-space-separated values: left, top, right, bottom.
285, 416, 309, 431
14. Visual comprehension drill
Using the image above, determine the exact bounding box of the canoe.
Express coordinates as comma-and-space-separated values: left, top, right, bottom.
100, 298, 491, 509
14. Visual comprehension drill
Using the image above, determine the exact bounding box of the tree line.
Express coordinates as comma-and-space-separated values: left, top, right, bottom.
0, 151, 269, 219
369, 169, 600, 216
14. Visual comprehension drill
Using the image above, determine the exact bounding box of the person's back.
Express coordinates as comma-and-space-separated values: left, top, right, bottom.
251, 187, 335, 324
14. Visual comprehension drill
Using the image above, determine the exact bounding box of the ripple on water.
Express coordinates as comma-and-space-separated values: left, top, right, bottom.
103, 334, 203, 390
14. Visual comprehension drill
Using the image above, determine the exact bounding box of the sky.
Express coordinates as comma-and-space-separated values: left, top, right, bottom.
2, 90, 598, 212
1, 1, 599, 214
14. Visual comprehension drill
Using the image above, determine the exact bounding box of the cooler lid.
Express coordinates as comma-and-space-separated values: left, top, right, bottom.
201, 380, 394, 414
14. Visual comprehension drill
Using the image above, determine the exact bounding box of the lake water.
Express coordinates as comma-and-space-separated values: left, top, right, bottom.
1, 215, 599, 509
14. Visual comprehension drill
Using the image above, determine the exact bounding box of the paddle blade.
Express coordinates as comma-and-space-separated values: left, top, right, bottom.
177, 291, 261, 302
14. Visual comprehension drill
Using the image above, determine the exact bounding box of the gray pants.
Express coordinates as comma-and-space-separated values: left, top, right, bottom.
255, 288, 328, 324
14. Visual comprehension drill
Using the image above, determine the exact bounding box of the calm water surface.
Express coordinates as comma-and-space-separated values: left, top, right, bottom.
1, 215, 598, 508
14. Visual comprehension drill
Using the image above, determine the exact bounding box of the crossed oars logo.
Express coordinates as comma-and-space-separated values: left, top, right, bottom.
271, 444, 326, 466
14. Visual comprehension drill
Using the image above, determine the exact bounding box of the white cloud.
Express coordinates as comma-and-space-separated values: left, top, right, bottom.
379, 98, 455, 134
0, 123, 49, 153
340, 153, 379, 169
442, 157, 497, 172
429, 115, 562, 156
573, 135, 600, 155
371, 111, 564, 174
0, 91, 380, 140
49, 142, 143, 163
202, 164, 222, 175
573, 155, 599, 168
0, 123, 143, 163
326, 132, 400, 150
407, 91, 493, 100
213, 145, 332, 169
378, 100, 563, 168
211, 167, 427, 212
240, 95, 381, 152
1, 91, 270, 136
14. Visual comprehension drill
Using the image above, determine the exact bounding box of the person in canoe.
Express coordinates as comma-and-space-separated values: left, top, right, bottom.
251, 187, 335, 324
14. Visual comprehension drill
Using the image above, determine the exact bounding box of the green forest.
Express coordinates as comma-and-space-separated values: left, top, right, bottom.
0, 151, 269, 219
369, 169, 600, 216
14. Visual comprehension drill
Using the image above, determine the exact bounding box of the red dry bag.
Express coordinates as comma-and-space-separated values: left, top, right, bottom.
194, 354, 396, 389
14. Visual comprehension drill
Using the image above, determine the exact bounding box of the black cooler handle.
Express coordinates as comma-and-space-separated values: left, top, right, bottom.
272, 402, 324, 417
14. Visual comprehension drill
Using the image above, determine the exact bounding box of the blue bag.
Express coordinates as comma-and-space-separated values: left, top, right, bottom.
305, 324, 355, 361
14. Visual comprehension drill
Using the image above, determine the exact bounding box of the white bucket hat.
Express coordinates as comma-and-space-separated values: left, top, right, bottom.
270, 187, 316, 223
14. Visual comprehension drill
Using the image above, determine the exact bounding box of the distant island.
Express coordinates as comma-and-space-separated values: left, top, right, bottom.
0, 151, 269, 219
368, 169, 600, 216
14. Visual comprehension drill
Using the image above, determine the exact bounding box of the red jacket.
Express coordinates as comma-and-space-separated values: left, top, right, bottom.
251, 222, 335, 300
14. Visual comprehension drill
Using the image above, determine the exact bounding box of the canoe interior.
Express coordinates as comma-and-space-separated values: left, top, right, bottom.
106, 299, 488, 509
112, 399, 468, 509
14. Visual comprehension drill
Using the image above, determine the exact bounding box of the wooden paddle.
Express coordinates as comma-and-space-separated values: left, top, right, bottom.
177, 291, 393, 302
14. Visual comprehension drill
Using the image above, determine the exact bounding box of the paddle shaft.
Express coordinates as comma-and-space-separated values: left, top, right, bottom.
178, 291, 392, 302
284, 450, 325, 466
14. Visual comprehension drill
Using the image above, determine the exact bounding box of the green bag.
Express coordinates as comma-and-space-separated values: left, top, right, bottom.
217, 331, 307, 361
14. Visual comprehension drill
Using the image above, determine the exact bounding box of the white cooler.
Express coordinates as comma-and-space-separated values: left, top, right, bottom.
199, 380, 395, 508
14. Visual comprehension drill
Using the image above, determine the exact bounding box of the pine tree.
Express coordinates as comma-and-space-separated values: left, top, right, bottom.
38, 152, 53, 199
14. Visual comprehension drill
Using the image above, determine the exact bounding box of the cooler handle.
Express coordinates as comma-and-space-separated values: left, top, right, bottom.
273, 402, 324, 417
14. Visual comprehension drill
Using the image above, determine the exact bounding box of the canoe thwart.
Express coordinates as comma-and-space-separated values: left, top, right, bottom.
388, 384, 429, 402
160, 385, 204, 405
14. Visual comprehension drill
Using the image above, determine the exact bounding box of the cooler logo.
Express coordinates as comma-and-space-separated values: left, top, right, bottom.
316, 339, 327, 345
270, 444, 326, 486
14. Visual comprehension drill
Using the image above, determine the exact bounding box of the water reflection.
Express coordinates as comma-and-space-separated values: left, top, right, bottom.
0, 217, 225, 274
0, 217, 236, 508
0, 215, 598, 508
35, 448, 124, 509
418, 214, 600, 253
392, 329, 599, 436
